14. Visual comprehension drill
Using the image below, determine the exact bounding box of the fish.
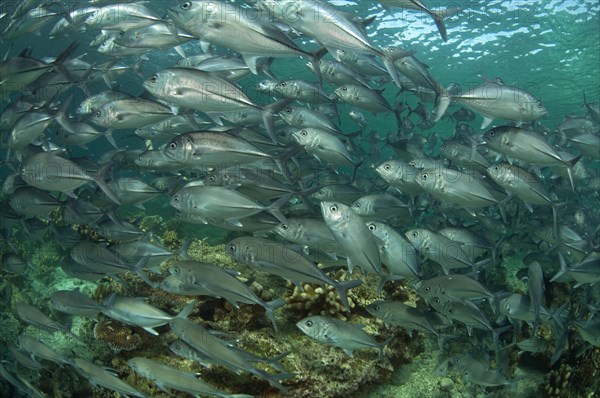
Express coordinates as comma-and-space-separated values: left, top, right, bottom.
90, 97, 173, 130
69, 357, 148, 398
320, 201, 382, 278
366, 221, 420, 278
225, 236, 361, 310
170, 183, 291, 226
15, 302, 74, 336
296, 315, 389, 358
128, 357, 254, 398
50, 289, 104, 317
485, 126, 581, 190
273, 217, 343, 261
527, 261, 544, 334
17, 335, 70, 365
415, 167, 505, 211
21, 151, 121, 205
168, 0, 326, 85
436, 81, 548, 128
405, 228, 477, 274
170, 318, 292, 392
168, 260, 285, 330
292, 128, 360, 171
100, 294, 195, 335
352, 194, 410, 221
376, 1, 460, 41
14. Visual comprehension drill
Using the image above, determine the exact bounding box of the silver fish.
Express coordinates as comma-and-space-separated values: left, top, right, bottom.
101, 294, 195, 335
128, 357, 254, 398
320, 201, 382, 277
170, 183, 290, 226
296, 315, 388, 358
170, 318, 291, 392
226, 236, 361, 310
70, 357, 148, 398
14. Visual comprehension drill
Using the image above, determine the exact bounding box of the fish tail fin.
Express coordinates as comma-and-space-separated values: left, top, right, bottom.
381, 55, 404, 91
549, 252, 568, 283
333, 279, 362, 311
52, 41, 79, 82
132, 255, 157, 288
255, 370, 294, 393
431, 8, 461, 41
262, 99, 291, 144
432, 88, 451, 122
266, 192, 292, 225
178, 238, 192, 260
308, 47, 328, 88
95, 163, 122, 205
176, 301, 196, 320
377, 335, 395, 360
566, 153, 582, 192
263, 298, 286, 332
376, 274, 404, 294
262, 351, 291, 373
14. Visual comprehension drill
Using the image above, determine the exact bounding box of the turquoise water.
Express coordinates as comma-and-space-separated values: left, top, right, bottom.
1, 1, 599, 397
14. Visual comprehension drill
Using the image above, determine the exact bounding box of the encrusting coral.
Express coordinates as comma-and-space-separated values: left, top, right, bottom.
93, 319, 142, 353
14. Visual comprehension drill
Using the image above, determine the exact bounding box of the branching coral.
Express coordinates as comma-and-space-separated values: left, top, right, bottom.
285, 282, 356, 321
544, 364, 572, 398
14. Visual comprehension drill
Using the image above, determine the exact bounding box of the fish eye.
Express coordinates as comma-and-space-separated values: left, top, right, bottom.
383, 164, 391, 171
173, 195, 180, 203
341, 86, 347, 91
207, 175, 215, 182
95, 110, 101, 117
355, 202, 361, 208
148, 75, 158, 84
228, 245, 236, 252
537, 101, 543, 108
285, 108, 292, 113
421, 173, 428, 180
181, 1, 192, 10
280, 224, 288, 230
411, 231, 418, 238
305, 320, 313, 327
368, 224, 375, 231
329, 205, 338, 212
169, 142, 177, 150
280, 82, 286, 87
488, 129, 495, 136
494, 165, 500, 171
300, 130, 307, 136
424, 286, 430, 292
372, 305, 379, 311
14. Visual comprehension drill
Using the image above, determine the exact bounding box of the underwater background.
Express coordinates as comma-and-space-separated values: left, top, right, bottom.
1, 0, 599, 397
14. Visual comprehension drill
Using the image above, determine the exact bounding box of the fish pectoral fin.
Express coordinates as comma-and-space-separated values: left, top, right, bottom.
241, 53, 260, 75
480, 116, 494, 129
225, 218, 244, 228
143, 326, 159, 336
342, 348, 354, 357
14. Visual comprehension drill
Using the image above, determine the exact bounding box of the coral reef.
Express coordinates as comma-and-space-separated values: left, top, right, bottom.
93, 319, 142, 353
544, 364, 573, 398
161, 229, 181, 251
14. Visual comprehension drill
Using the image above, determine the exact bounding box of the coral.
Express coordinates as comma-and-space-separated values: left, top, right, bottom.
75, 224, 102, 241
285, 282, 355, 321
568, 347, 600, 398
544, 364, 572, 398
0, 311, 21, 345
284, 269, 360, 321
93, 319, 142, 353
139, 215, 163, 232
161, 229, 181, 251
